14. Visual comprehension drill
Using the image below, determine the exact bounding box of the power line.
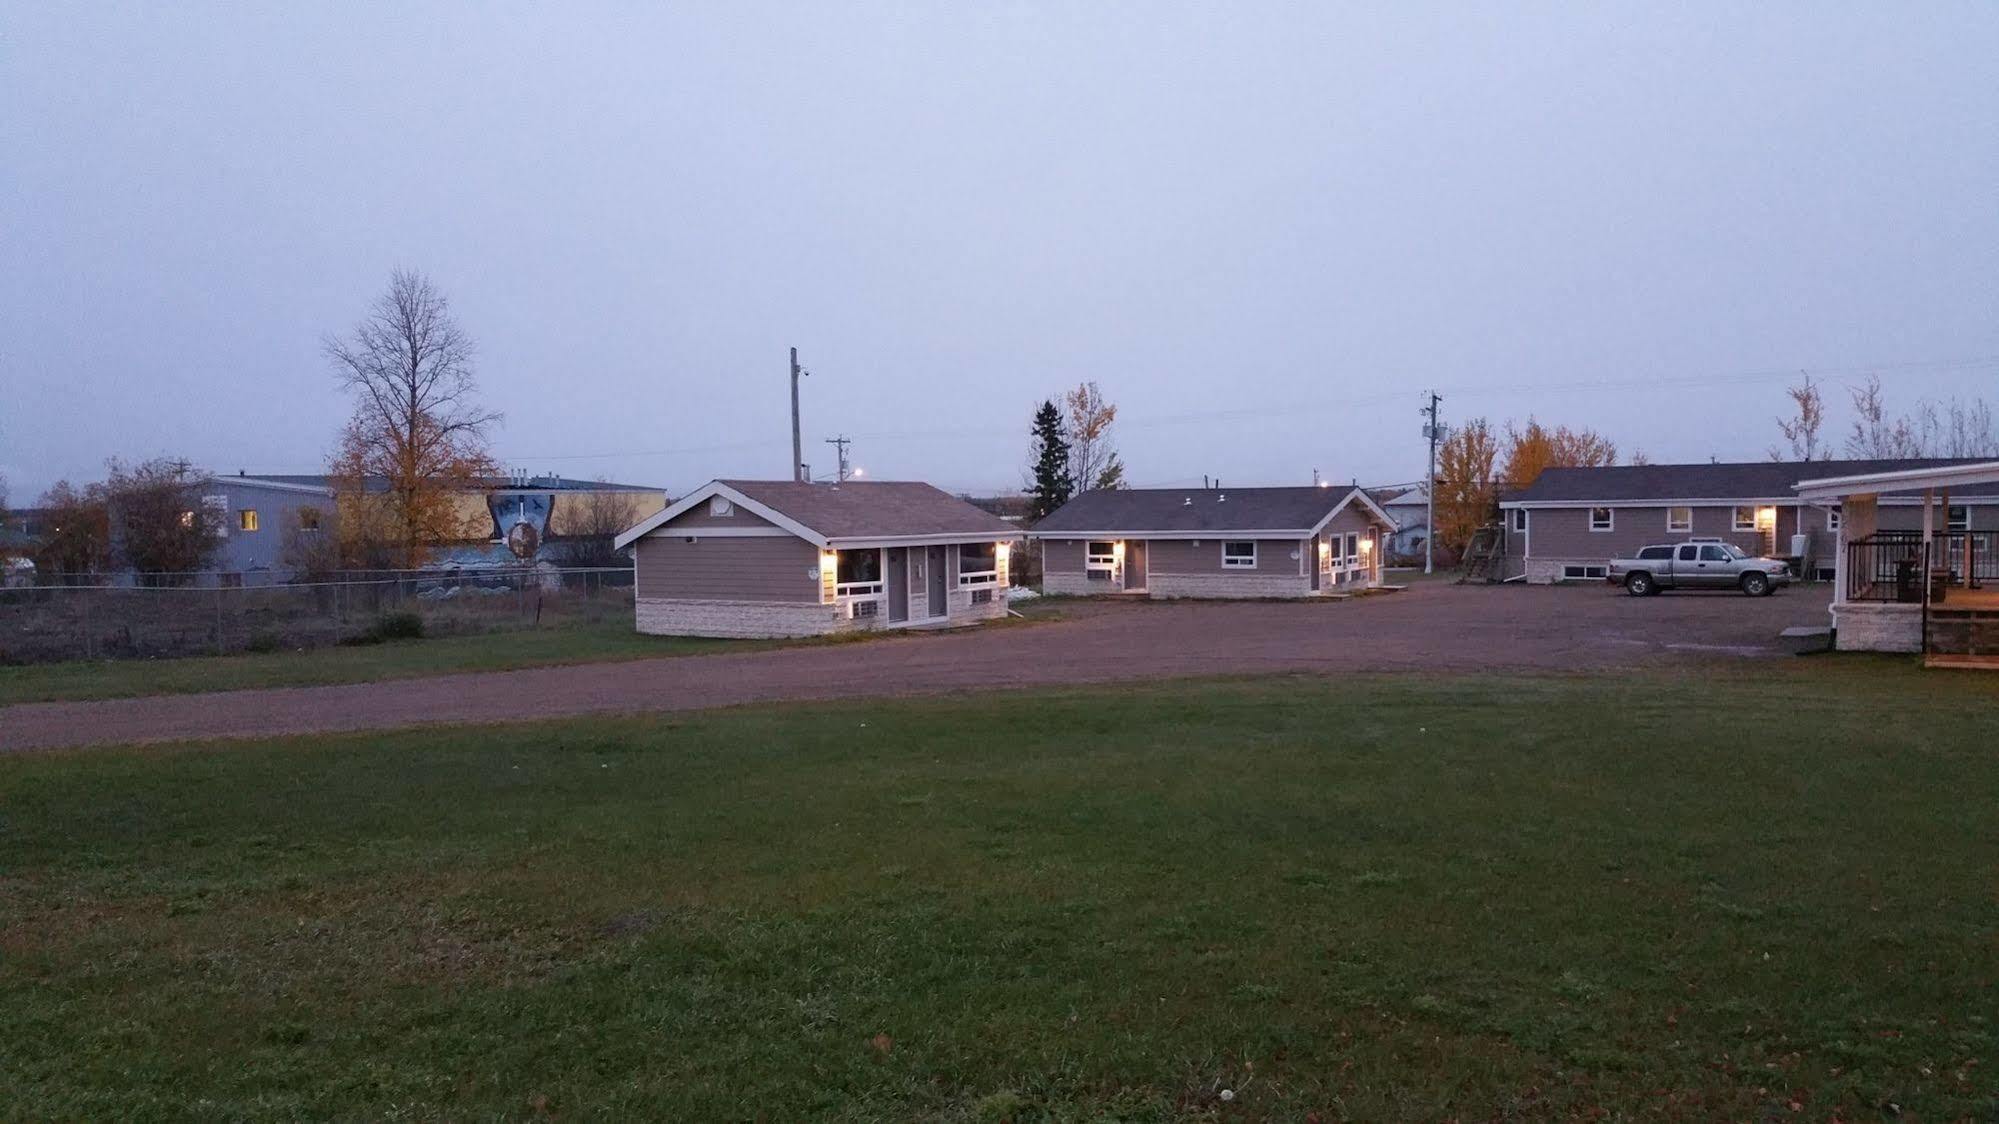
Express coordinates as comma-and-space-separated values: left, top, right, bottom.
225, 352, 1999, 472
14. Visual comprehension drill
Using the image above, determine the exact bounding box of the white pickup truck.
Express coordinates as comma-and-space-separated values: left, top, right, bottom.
1607, 539, 1793, 597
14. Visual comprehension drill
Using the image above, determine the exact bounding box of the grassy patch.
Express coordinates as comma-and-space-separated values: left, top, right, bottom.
2, 669, 1995, 1118
0, 622, 754, 705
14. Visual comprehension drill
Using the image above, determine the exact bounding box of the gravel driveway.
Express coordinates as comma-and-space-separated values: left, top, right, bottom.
0, 582, 1834, 752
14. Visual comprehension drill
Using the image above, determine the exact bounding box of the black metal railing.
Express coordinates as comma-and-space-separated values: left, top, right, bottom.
1844, 533, 1927, 603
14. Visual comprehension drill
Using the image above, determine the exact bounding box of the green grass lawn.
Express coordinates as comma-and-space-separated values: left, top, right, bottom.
3, 668, 1996, 1119
0, 600, 1061, 706
0, 621, 754, 706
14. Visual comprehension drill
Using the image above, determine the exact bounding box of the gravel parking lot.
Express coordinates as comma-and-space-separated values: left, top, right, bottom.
0, 580, 1835, 751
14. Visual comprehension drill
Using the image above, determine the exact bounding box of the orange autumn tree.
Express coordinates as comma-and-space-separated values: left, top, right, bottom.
325, 270, 501, 568
1433, 416, 1500, 554
1502, 417, 1617, 487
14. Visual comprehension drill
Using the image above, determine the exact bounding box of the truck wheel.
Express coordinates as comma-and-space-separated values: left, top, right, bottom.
1740, 572, 1771, 597
1624, 572, 1655, 596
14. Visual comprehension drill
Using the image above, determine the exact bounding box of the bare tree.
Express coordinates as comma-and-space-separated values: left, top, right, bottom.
1844, 375, 1924, 458
104, 457, 225, 579
1063, 381, 1124, 490
550, 487, 647, 569
1932, 397, 1999, 457
326, 270, 501, 568
1770, 375, 1826, 461
33, 479, 110, 581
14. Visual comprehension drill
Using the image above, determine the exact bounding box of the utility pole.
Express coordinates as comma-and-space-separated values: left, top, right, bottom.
789, 347, 808, 482
824, 435, 853, 483
1422, 391, 1444, 574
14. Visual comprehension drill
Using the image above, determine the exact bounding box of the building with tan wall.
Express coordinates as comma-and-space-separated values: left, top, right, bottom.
613, 479, 1021, 638
1033, 485, 1396, 598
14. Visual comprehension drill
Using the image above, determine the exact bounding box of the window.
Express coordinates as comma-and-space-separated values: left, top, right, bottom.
1510, 508, 1528, 533
1666, 506, 1691, 533
1732, 506, 1757, 531
239, 509, 260, 532
1324, 535, 1343, 571
969, 588, 993, 605
1815, 567, 1836, 582
1561, 564, 1608, 580
1637, 546, 1672, 561
1343, 533, 1359, 566
957, 541, 998, 586
1222, 541, 1257, 568
1588, 507, 1613, 532
1825, 507, 1841, 531
1085, 540, 1117, 580
849, 599, 879, 619
298, 507, 323, 532
1699, 545, 1730, 562
835, 549, 883, 595
709, 497, 733, 517
1677, 545, 1699, 562
1947, 505, 1969, 532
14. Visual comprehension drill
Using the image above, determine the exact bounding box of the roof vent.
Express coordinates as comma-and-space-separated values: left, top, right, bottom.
1182, 497, 1193, 506
1218, 493, 1227, 503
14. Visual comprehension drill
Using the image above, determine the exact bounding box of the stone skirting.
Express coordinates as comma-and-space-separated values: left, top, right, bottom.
636, 597, 848, 639
1832, 602, 1922, 653
636, 591, 1008, 639
1146, 572, 1314, 599
1042, 570, 1107, 597
1524, 558, 1568, 585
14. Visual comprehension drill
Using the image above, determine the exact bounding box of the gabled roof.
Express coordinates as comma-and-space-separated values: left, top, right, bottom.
614, 479, 1020, 550
1503, 458, 1999, 506
1033, 485, 1394, 537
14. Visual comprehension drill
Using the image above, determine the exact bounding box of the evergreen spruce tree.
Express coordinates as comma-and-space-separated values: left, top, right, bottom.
1028, 400, 1075, 520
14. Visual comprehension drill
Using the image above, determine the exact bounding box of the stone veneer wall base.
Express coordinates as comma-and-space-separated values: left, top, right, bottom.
1831, 603, 1922, 653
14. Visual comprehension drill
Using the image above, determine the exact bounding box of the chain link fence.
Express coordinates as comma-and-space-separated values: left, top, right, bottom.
0, 566, 634, 665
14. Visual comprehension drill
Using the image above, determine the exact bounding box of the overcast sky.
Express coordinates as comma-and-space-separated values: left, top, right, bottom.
4, 3, 1996, 500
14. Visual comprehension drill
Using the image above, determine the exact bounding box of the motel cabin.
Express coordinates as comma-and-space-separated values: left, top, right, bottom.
1033, 485, 1396, 598
612, 479, 1020, 638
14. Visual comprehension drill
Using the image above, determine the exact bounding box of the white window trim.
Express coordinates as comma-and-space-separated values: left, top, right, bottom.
1343, 532, 1359, 566
1588, 507, 1614, 532
1510, 508, 1528, 533
1666, 506, 1691, 533
1825, 506, 1841, 531
834, 548, 886, 597
1731, 506, 1757, 532
1085, 540, 1117, 573
1947, 506, 1970, 532
956, 543, 998, 588
1221, 541, 1258, 568
1561, 564, 1609, 581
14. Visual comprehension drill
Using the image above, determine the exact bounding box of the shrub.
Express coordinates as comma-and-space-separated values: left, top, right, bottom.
245, 630, 283, 654
342, 611, 425, 646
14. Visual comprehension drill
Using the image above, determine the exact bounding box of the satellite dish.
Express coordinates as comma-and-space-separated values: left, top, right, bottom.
506, 521, 540, 560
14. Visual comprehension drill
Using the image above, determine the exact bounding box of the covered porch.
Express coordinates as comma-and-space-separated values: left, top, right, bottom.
1797, 461, 1999, 664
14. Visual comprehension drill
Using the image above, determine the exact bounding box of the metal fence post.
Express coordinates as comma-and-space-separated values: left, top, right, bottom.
82, 588, 93, 661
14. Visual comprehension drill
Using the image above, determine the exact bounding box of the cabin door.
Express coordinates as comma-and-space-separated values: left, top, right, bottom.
1123, 540, 1147, 591
887, 548, 910, 623
925, 545, 948, 617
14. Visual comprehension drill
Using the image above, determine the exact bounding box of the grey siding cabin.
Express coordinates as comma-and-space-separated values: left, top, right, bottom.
1498, 458, 1999, 584
613, 479, 1020, 638
1034, 485, 1396, 598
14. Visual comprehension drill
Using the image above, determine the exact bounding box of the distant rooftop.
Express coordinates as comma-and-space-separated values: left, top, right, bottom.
223, 472, 663, 494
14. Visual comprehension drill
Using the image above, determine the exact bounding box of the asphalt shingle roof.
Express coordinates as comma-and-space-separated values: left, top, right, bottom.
721, 480, 1020, 539
1034, 486, 1374, 534
1508, 459, 1999, 503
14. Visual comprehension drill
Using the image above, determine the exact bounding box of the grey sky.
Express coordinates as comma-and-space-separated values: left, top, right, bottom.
5, 3, 1996, 500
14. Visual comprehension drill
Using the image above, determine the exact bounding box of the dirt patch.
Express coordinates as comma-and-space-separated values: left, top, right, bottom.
0, 582, 1834, 752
